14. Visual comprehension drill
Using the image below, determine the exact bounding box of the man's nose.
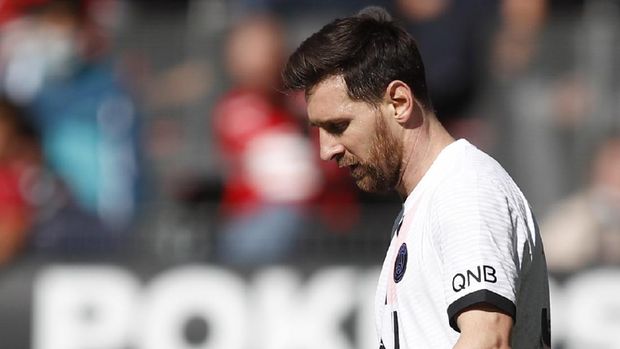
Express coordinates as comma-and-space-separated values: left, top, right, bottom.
319, 130, 345, 161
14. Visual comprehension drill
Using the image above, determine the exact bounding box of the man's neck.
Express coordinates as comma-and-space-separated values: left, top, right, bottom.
395, 114, 455, 198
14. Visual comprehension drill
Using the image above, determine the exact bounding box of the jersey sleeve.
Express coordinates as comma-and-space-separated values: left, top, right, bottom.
430, 171, 521, 332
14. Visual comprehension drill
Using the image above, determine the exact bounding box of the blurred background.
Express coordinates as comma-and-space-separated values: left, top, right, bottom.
0, 0, 619, 348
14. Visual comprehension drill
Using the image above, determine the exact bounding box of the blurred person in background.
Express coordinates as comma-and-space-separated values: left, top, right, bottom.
541, 133, 620, 274
391, 0, 497, 146
0, 0, 141, 233
490, 0, 547, 80
212, 15, 322, 265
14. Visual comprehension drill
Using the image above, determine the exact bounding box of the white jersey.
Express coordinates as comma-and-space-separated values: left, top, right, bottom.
375, 139, 550, 349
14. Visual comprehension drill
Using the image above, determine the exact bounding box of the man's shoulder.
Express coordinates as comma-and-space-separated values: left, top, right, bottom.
451, 142, 517, 190
433, 143, 502, 185
428, 142, 525, 216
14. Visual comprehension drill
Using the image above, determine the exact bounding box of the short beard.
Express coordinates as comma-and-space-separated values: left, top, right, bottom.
352, 115, 403, 193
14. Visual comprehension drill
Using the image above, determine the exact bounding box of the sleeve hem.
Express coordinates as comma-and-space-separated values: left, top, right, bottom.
447, 289, 516, 332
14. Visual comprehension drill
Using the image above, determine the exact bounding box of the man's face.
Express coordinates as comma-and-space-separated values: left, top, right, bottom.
307, 76, 403, 193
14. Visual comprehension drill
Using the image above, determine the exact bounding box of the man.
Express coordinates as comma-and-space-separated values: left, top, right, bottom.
282, 7, 550, 349
213, 15, 322, 265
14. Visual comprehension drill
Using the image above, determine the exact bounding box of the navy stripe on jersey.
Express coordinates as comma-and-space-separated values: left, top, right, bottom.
447, 289, 516, 332
391, 208, 404, 238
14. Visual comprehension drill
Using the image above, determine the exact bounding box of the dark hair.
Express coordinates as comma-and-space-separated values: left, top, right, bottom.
282, 6, 432, 109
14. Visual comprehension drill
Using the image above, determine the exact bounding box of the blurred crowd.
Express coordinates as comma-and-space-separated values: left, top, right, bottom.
0, 0, 619, 274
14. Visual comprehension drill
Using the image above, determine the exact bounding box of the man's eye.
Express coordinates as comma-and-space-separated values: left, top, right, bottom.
328, 122, 349, 135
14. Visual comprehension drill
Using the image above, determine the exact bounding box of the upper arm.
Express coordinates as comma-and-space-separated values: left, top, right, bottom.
431, 171, 523, 332
453, 304, 513, 349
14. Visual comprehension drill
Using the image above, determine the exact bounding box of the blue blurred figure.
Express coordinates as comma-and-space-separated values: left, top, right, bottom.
0, 0, 141, 233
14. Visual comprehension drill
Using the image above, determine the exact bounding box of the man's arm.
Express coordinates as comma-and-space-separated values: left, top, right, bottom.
452, 304, 513, 349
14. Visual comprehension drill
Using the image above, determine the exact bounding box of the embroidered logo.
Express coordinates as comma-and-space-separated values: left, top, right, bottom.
393, 243, 408, 283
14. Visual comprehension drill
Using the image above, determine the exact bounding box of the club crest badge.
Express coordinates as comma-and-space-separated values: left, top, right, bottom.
393, 243, 408, 283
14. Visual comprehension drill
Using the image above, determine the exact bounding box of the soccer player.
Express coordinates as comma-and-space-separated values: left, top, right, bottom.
282, 7, 551, 349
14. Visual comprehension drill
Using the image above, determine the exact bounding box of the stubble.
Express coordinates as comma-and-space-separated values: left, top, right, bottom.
352, 115, 403, 193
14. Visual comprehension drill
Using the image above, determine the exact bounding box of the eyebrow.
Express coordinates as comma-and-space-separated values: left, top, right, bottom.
308, 118, 348, 128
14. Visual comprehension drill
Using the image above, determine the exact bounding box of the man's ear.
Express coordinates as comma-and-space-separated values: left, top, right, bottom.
385, 80, 414, 125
